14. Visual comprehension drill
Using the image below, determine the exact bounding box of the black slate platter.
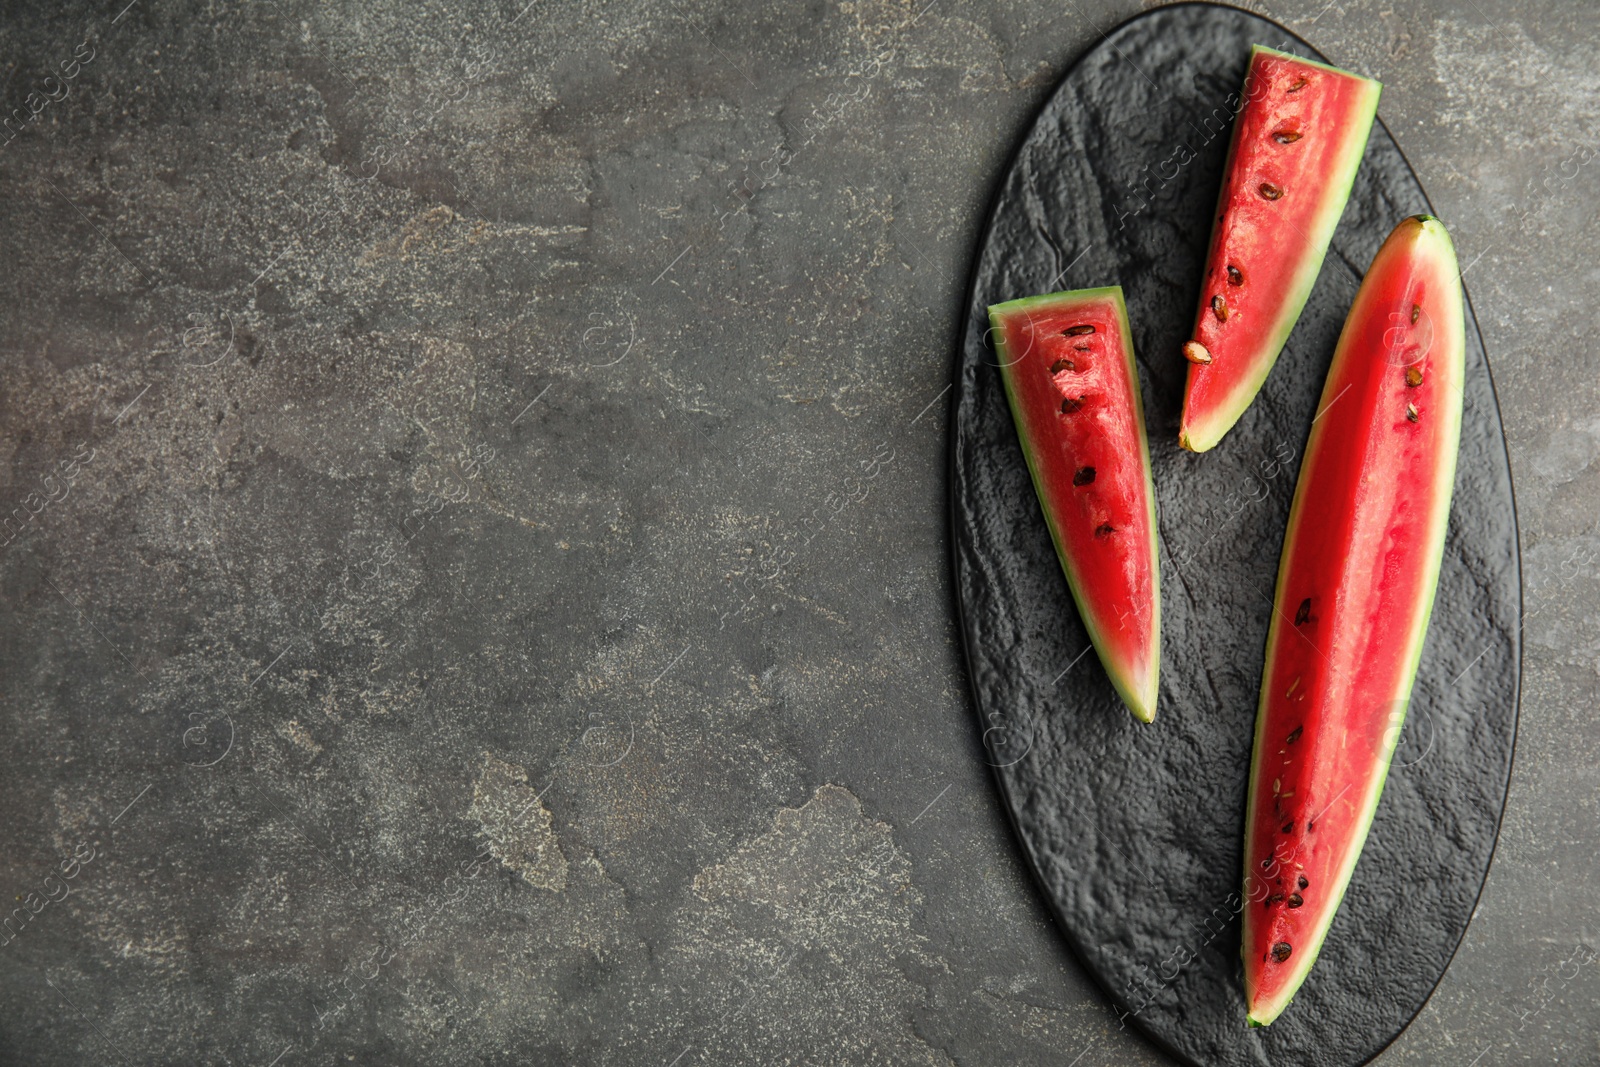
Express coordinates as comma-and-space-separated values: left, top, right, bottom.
951, 5, 1520, 1066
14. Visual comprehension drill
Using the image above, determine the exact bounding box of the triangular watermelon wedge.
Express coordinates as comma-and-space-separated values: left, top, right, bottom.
1242, 216, 1465, 1025
1180, 45, 1381, 453
989, 287, 1160, 722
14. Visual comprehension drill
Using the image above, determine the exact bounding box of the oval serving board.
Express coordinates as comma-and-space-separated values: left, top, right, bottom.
950, 5, 1520, 1065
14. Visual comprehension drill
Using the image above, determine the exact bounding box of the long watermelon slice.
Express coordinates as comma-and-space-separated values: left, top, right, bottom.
1241, 216, 1465, 1025
1179, 45, 1381, 453
989, 287, 1160, 722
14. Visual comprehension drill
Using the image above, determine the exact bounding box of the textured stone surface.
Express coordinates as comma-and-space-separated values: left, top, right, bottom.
952, 8, 1516, 1064
0, 1, 1593, 1064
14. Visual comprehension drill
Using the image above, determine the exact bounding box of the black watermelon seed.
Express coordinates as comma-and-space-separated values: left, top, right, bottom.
1061, 397, 1083, 414
1286, 725, 1302, 744
1295, 597, 1311, 625
1271, 942, 1293, 962
1259, 182, 1284, 201
1298, 875, 1309, 889
1227, 265, 1243, 286
1094, 523, 1115, 537
1050, 358, 1076, 373
1073, 467, 1096, 487
1411, 303, 1421, 324
1287, 893, 1304, 908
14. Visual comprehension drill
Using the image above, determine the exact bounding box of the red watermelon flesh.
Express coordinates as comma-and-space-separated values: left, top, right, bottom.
1180, 45, 1381, 453
1242, 216, 1465, 1025
989, 288, 1160, 722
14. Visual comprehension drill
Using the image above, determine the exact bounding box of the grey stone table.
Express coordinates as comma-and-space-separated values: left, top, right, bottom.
0, 1, 1592, 1063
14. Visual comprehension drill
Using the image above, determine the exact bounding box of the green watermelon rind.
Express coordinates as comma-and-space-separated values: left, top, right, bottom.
1180, 45, 1382, 454
1242, 216, 1466, 1026
989, 286, 1161, 723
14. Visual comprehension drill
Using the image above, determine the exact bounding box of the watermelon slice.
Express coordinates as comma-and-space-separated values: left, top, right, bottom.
1241, 216, 1465, 1025
1179, 45, 1381, 453
988, 287, 1160, 722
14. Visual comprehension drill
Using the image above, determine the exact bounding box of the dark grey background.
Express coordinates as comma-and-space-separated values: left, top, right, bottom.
0, 1, 1591, 1064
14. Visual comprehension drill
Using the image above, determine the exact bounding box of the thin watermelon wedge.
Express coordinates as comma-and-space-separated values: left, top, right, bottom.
1241, 215, 1465, 1025
1180, 45, 1381, 453
989, 287, 1160, 722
